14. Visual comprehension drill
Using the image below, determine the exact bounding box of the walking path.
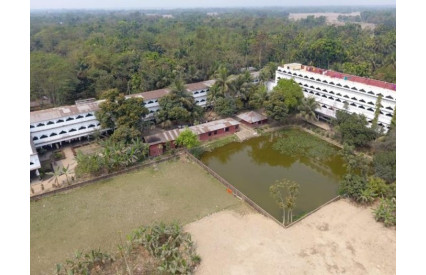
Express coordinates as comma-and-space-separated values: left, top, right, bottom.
235, 124, 259, 141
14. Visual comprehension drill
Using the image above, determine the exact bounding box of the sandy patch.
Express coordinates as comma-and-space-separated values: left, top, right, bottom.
186, 199, 395, 275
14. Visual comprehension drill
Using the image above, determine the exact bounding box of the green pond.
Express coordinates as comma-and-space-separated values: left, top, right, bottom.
200, 129, 347, 222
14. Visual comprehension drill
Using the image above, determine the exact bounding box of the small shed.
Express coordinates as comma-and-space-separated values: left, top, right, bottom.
236, 111, 268, 127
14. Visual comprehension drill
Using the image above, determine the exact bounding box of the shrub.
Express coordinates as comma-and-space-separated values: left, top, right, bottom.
339, 174, 369, 203
130, 223, 201, 274
366, 176, 391, 198
56, 249, 113, 275
374, 198, 396, 227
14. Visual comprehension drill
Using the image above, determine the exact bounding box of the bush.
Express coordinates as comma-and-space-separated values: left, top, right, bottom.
130, 223, 201, 274
374, 198, 396, 227
339, 174, 369, 203
366, 176, 391, 198
56, 249, 113, 275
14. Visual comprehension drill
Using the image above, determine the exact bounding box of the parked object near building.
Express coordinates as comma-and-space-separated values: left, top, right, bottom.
145, 118, 240, 157
237, 111, 268, 127
272, 63, 396, 132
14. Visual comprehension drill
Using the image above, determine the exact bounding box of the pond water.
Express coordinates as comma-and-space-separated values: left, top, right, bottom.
200, 130, 347, 222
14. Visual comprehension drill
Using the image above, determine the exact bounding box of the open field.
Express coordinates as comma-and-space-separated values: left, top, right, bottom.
31, 157, 244, 275
289, 12, 375, 29
186, 199, 395, 274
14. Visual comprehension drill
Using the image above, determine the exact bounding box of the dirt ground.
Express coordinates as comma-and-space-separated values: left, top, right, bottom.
186, 199, 395, 275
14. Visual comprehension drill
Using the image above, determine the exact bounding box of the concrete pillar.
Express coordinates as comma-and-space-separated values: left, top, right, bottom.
36, 169, 41, 180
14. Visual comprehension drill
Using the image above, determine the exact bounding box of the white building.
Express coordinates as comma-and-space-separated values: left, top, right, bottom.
273, 63, 396, 132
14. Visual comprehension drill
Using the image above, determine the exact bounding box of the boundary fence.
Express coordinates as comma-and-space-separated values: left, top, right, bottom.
30, 151, 184, 200
184, 150, 341, 229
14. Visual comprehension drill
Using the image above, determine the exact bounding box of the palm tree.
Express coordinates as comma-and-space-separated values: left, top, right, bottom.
61, 165, 71, 185
298, 96, 319, 121
48, 167, 63, 187
214, 66, 234, 97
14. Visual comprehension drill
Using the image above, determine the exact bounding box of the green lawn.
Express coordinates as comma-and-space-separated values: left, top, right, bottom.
31, 158, 244, 275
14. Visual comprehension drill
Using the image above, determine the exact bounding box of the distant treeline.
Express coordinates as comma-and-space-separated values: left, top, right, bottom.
30, 8, 396, 107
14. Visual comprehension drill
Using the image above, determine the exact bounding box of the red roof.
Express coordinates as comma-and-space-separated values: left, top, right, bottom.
302, 65, 396, 91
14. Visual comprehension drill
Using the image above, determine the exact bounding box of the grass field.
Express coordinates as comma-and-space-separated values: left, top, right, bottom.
31, 157, 244, 275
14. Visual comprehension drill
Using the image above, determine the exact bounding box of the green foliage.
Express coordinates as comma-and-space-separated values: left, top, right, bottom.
374, 198, 396, 227
75, 138, 149, 177
30, 10, 395, 107
176, 128, 200, 149
249, 84, 268, 109
214, 97, 237, 117
334, 110, 377, 148
373, 151, 396, 183
157, 79, 203, 125
339, 173, 369, 203
298, 96, 319, 121
366, 176, 393, 198
130, 223, 201, 274
371, 95, 383, 131
56, 249, 113, 275
272, 79, 304, 113
96, 88, 148, 142
270, 179, 300, 225
272, 129, 336, 160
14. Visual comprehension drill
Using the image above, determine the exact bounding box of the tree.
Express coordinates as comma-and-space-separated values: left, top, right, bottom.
371, 95, 383, 131
157, 78, 204, 125
214, 66, 234, 98
214, 97, 237, 117
96, 88, 149, 143
264, 79, 304, 122
269, 179, 300, 225
298, 96, 319, 121
176, 128, 200, 149
334, 110, 377, 148
272, 79, 304, 113
249, 84, 267, 109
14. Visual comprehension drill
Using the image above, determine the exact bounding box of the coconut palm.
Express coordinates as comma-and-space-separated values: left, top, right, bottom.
298, 96, 319, 121
214, 66, 234, 97
48, 167, 63, 187
61, 165, 71, 184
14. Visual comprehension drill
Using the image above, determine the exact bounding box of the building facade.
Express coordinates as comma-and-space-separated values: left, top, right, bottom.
273, 63, 396, 132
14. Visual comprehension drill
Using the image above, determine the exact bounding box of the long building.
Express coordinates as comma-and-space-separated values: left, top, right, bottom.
273, 63, 396, 132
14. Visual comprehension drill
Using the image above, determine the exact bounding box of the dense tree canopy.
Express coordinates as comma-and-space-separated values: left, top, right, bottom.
334, 110, 378, 148
30, 8, 396, 108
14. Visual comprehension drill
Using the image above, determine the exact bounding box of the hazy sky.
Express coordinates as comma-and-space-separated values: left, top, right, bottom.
31, 0, 396, 10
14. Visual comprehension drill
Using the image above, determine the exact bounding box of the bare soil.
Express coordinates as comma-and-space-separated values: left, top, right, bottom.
186, 198, 395, 275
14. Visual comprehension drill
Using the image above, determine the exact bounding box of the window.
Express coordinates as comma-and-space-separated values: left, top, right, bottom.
386, 95, 394, 100
298, 82, 303, 85
336, 93, 342, 96
208, 132, 212, 136
69, 128, 76, 132
194, 91, 199, 94
368, 91, 375, 95
200, 99, 206, 102
282, 70, 286, 73
304, 84, 308, 87
322, 104, 327, 108
351, 97, 357, 101
351, 87, 357, 90
88, 124, 95, 128
316, 78, 321, 81
359, 105, 365, 109
225, 127, 229, 132
50, 133, 57, 137
328, 96, 334, 100
59, 130, 67, 134
37, 123, 45, 127
344, 85, 349, 88
322, 89, 327, 92
316, 87, 321, 90
309, 91, 314, 94
367, 108, 374, 112
293, 73, 297, 76
30, 125, 34, 128
79, 126, 86, 130
359, 99, 366, 103
148, 101, 154, 104
298, 74, 303, 77
97, 123, 101, 126
47, 121, 54, 125
386, 106, 393, 110
66, 117, 74, 121
310, 86, 315, 89
304, 76, 308, 79
149, 110, 154, 113
323, 80, 328, 83
336, 83, 341, 87
368, 101, 374, 105
32, 136, 38, 141
330, 82, 335, 85
40, 135, 48, 139
76, 115, 83, 119
377, 93, 384, 97
350, 103, 356, 107
360, 89, 366, 92
315, 92, 320, 96
336, 98, 341, 102
386, 113, 393, 117
329, 91, 334, 94
344, 95, 349, 98
322, 94, 327, 98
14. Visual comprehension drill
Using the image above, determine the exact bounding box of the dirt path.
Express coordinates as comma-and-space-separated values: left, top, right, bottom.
185, 199, 395, 275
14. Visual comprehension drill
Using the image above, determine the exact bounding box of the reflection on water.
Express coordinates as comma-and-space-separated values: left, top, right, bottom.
200, 131, 346, 222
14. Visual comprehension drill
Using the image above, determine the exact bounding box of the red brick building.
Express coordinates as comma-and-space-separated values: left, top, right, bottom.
144, 118, 240, 156
236, 111, 268, 127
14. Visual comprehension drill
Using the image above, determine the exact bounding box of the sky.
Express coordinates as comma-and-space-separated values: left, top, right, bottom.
30, 0, 396, 10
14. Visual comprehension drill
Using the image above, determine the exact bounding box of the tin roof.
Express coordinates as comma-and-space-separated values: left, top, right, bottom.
145, 118, 240, 144
236, 111, 267, 123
